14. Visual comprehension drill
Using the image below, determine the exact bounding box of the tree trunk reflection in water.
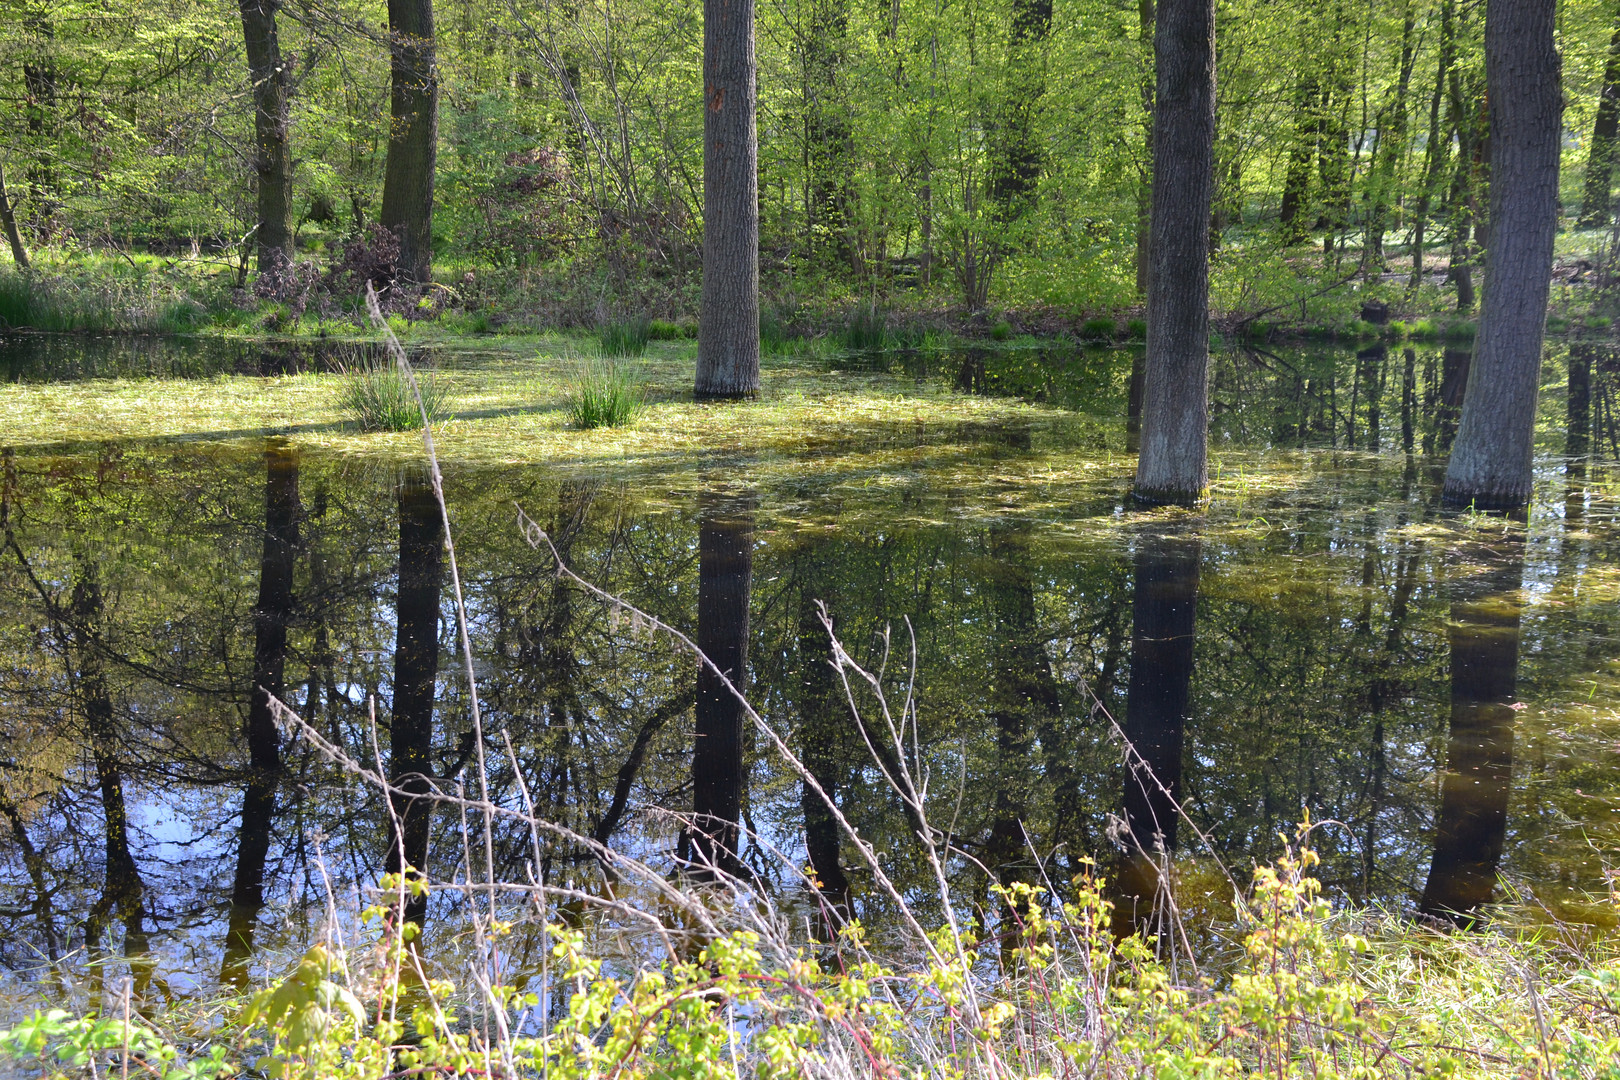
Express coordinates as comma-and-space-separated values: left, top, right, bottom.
795, 537, 852, 918
387, 467, 444, 928
223, 441, 300, 983
1113, 525, 1201, 939
1419, 538, 1523, 927
683, 492, 754, 876
1567, 345, 1592, 526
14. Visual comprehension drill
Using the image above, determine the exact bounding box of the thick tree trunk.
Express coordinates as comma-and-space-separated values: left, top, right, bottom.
1278, 78, 1318, 243
1442, 0, 1560, 511
1580, 12, 1620, 227
695, 0, 762, 398
223, 442, 299, 983
379, 0, 438, 286
1134, 0, 1154, 296
1419, 541, 1522, 926
686, 493, 754, 873
239, 0, 294, 275
1112, 527, 1200, 938
989, 0, 1053, 217
0, 160, 29, 269
1133, 0, 1214, 504
387, 467, 443, 928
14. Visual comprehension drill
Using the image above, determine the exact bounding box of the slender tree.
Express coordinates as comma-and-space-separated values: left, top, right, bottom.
695, 0, 762, 398
238, 0, 294, 275
0, 161, 28, 269
1133, 0, 1215, 504
1442, 0, 1560, 511
1580, 7, 1620, 227
379, 0, 439, 285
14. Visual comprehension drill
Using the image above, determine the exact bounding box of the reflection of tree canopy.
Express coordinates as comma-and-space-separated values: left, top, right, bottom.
1, 438, 1618, 984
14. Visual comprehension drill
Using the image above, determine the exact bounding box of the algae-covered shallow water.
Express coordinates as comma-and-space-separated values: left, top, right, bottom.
2, 332, 1618, 993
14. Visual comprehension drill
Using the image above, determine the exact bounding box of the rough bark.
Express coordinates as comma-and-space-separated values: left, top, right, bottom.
1112, 527, 1200, 937
379, 0, 438, 286
387, 467, 443, 928
686, 493, 754, 873
1278, 77, 1319, 243
0, 160, 29, 269
1419, 542, 1522, 926
1133, 0, 1214, 504
239, 0, 295, 275
1580, 9, 1620, 227
989, 0, 1054, 218
695, 0, 762, 398
1442, 0, 1560, 511
223, 442, 300, 983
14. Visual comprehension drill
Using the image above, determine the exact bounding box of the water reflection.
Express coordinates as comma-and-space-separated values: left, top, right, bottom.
1419, 537, 1524, 927
223, 440, 300, 983
682, 491, 755, 876
1113, 524, 1201, 937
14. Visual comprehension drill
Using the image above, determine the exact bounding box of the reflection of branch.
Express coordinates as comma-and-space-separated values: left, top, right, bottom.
592, 689, 695, 844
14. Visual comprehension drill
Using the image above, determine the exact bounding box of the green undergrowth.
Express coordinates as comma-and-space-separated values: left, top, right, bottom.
333, 351, 454, 432
566, 360, 645, 428
3, 829, 1617, 1079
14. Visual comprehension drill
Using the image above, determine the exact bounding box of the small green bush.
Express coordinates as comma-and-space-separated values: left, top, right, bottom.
647, 318, 683, 340
989, 319, 1013, 341
1586, 315, 1613, 332
1546, 315, 1570, 335
1080, 316, 1117, 342
598, 316, 651, 357
841, 302, 888, 350
568, 362, 644, 428
1126, 317, 1147, 340
334, 351, 452, 432
157, 299, 208, 333
1407, 318, 1439, 340
1444, 319, 1477, 343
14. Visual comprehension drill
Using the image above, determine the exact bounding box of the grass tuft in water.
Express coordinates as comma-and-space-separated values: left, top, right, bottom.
841, 303, 889, 350
1444, 319, 1477, 343
567, 361, 645, 429
1080, 317, 1117, 342
597, 316, 651, 357
333, 350, 452, 431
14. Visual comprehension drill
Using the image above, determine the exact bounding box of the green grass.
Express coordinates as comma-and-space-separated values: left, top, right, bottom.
598, 316, 651, 357
1080, 316, 1117, 342
841, 302, 889, 350
990, 319, 1013, 341
1407, 318, 1439, 340
1126, 317, 1147, 340
0, 271, 118, 332
333, 350, 453, 431
1444, 319, 1477, 343
647, 318, 684, 341
567, 361, 645, 428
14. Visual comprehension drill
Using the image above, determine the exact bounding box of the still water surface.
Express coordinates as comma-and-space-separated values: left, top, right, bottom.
1, 333, 1617, 993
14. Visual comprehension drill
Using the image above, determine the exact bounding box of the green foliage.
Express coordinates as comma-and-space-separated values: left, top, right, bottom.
1126, 318, 1147, 340
990, 320, 1013, 341
647, 318, 684, 340
1407, 319, 1440, 340
6, 829, 1619, 1080
760, 307, 793, 354
1445, 320, 1478, 343
333, 351, 452, 432
567, 362, 645, 428
598, 316, 651, 358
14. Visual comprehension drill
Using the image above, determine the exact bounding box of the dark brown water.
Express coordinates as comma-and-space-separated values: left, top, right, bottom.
2, 334, 1618, 994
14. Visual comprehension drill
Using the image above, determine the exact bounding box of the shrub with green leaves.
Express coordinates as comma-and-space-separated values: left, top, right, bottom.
333, 351, 452, 432
1080, 316, 1117, 342
567, 362, 644, 428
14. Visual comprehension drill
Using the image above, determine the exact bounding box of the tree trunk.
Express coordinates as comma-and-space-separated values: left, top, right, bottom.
695, 0, 762, 398
1134, 0, 1154, 296
223, 442, 299, 984
1419, 540, 1521, 926
1442, 0, 1560, 511
1112, 526, 1200, 938
387, 467, 443, 928
795, 540, 850, 919
1580, 10, 1620, 227
379, 0, 438, 286
802, 0, 853, 267
989, 0, 1054, 217
1133, 0, 1215, 504
1366, 4, 1417, 265
686, 492, 754, 873
239, 0, 294, 275
1409, 0, 1455, 289
0, 160, 29, 269
1278, 77, 1319, 244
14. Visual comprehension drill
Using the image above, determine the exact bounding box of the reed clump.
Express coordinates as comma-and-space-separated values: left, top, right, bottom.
566, 361, 644, 428
597, 315, 651, 357
333, 349, 452, 431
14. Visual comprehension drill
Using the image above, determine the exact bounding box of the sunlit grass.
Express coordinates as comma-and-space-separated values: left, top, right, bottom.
332, 351, 453, 431
566, 361, 644, 428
